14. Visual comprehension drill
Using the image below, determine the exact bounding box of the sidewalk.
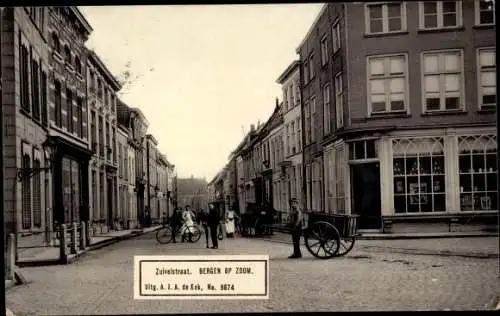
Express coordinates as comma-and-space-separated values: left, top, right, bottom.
262, 232, 499, 259
16, 225, 163, 266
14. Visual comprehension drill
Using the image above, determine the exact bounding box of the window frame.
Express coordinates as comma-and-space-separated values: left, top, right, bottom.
320, 34, 329, 66
474, 0, 495, 26
323, 83, 332, 135
310, 96, 317, 142
366, 53, 409, 115
334, 72, 344, 129
418, 1, 463, 30
420, 49, 465, 113
332, 20, 341, 54
308, 53, 315, 80
476, 47, 496, 110
364, 2, 407, 35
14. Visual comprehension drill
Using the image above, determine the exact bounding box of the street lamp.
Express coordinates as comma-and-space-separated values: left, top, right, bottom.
17, 137, 56, 182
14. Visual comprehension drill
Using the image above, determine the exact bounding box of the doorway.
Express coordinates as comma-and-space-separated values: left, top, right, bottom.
350, 162, 381, 230
107, 177, 113, 230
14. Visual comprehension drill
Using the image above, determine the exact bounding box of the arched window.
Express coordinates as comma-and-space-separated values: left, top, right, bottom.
51, 32, 60, 53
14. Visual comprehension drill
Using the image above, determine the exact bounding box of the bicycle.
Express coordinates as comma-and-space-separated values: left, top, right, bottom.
156, 223, 202, 244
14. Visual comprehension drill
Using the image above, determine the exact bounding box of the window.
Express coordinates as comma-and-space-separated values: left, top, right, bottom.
75, 56, 82, 74
51, 32, 60, 53
303, 60, 309, 84
304, 101, 311, 144
31, 59, 40, 120
291, 121, 296, 154
118, 145, 123, 178
366, 2, 405, 34
321, 35, 328, 65
64, 45, 71, 64
98, 79, 103, 99
296, 117, 301, 150
422, 50, 463, 111
91, 111, 97, 152
22, 154, 31, 229
76, 97, 83, 138
54, 80, 62, 127
477, 48, 496, 109
295, 79, 301, 105
286, 125, 290, 156
310, 96, 317, 142
475, 0, 495, 25
99, 173, 105, 221
335, 73, 344, 128
458, 135, 497, 211
334, 145, 346, 214
112, 127, 117, 163
111, 94, 115, 113
332, 21, 340, 53
41, 71, 48, 125
392, 137, 446, 213
349, 140, 378, 160
323, 84, 331, 135
419, 1, 462, 29
306, 164, 312, 211
20, 44, 30, 112
33, 158, 42, 228
283, 88, 288, 110
98, 116, 104, 157
289, 84, 294, 107
308, 54, 315, 80
368, 54, 407, 114
66, 89, 73, 133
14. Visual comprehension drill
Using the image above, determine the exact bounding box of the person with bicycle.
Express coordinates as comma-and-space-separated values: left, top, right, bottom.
181, 205, 196, 243
169, 208, 183, 243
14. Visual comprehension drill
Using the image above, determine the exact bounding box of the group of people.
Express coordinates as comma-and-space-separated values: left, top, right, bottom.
168, 204, 238, 249
166, 198, 305, 259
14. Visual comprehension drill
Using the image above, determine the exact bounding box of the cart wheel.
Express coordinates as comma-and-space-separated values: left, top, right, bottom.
304, 221, 340, 259
334, 236, 356, 257
156, 226, 173, 244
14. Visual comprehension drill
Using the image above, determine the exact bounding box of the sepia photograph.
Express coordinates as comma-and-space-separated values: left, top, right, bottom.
1, 2, 499, 314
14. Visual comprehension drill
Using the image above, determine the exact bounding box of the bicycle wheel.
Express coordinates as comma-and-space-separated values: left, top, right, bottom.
156, 226, 173, 244
189, 226, 202, 243
304, 221, 340, 259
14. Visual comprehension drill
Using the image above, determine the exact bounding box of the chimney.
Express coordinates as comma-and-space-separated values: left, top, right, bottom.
275, 97, 279, 107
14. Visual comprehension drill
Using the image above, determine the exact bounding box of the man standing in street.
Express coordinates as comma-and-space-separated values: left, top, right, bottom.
288, 198, 304, 258
208, 203, 219, 249
169, 208, 182, 243
198, 208, 210, 248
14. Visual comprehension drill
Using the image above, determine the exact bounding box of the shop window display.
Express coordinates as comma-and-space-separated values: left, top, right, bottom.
392, 137, 446, 213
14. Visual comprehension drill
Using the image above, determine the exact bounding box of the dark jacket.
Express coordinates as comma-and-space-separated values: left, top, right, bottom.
208, 208, 219, 227
198, 210, 208, 225
170, 211, 182, 227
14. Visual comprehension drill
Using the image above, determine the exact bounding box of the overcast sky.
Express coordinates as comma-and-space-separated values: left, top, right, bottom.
79, 4, 323, 180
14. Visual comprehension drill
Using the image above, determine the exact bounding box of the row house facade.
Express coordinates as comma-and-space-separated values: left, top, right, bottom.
145, 134, 159, 226
116, 100, 149, 229
1, 7, 177, 259
277, 60, 303, 213
213, 1, 496, 234
156, 153, 170, 220
297, 1, 497, 233
87, 49, 121, 234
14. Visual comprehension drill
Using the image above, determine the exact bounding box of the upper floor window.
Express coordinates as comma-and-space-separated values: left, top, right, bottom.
365, 2, 406, 34
422, 50, 463, 112
64, 45, 71, 64
283, 88, 288, 110
332, 21, 340, 53
323, 83, 331, 135
475, 0, 495, 25
308, 54, 315, 80
310, 96, 317, 142
75, 56, 82, 75
419, 1, 462, 30
368, 54, 407, 114
303, 60, 309, 84
51, 32, 60, 53
335, 73, 344, 129
477, 48, 496, 110
320, 35, 328, 65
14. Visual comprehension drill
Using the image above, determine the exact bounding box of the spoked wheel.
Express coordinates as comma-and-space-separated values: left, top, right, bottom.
304, 221, 341, 259
156, 226, 173, 244
184, 226, 202, 243
334, 236, 356, 257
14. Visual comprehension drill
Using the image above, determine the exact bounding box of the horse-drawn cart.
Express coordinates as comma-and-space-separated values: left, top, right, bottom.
303, 212, 360, 259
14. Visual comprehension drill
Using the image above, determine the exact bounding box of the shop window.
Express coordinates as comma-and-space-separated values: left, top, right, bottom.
458, 135, 497, 211
392, 137, 445, 213
22, 154, 32, 229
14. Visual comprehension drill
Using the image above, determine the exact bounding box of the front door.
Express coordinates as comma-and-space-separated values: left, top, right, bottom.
107, 178, 113, 230
351, 163, 381, 229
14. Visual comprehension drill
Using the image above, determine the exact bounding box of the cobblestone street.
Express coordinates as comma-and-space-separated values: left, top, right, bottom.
6, 232, 500, 315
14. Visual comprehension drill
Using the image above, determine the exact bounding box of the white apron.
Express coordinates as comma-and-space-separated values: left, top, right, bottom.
181, 211, 195, 235
225, 211, 235, 234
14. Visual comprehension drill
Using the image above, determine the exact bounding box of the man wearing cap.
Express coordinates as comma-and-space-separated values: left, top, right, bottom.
288, 198, 304, 258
